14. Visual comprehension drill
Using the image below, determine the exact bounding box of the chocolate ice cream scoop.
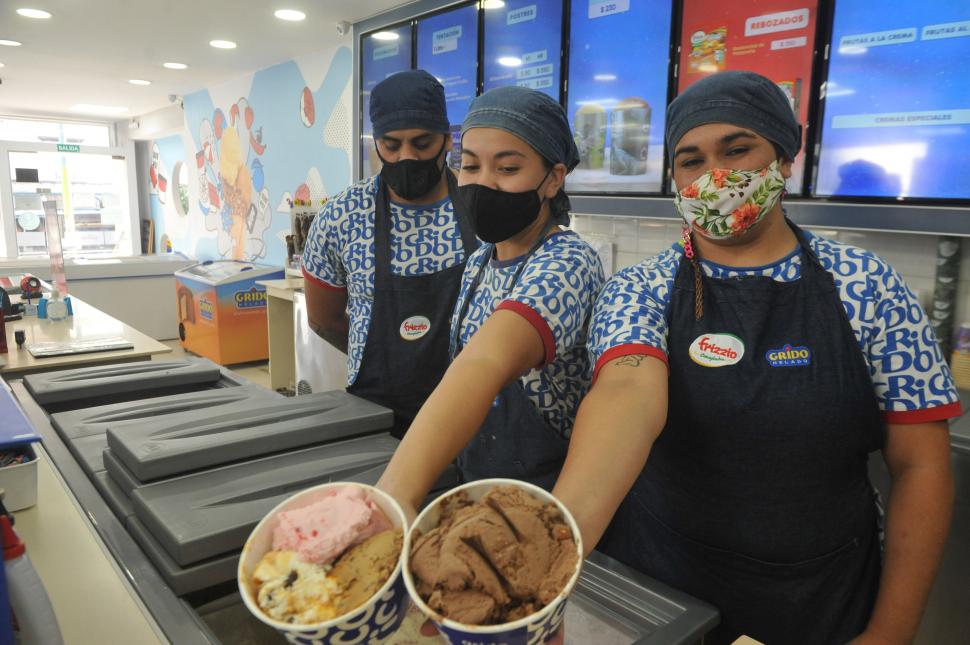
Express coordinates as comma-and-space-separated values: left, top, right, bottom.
409, 485, 579, 625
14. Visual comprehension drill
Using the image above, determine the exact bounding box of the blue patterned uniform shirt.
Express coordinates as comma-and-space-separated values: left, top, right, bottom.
452, 231, 606, 438
589, 232, 961, 424
302, 176, 467, 385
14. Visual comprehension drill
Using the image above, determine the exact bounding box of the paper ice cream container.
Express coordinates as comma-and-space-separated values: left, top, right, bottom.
403, 478, 584, 645
238, 482, 410, 645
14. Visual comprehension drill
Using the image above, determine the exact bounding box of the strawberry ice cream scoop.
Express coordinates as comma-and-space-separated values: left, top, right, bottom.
272, 486, 391, 565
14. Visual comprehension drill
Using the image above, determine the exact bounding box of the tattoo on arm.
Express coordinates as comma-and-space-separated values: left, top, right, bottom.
614, 355, 646, 368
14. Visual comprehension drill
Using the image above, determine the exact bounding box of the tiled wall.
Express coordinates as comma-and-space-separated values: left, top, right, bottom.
570, 214, 970, 337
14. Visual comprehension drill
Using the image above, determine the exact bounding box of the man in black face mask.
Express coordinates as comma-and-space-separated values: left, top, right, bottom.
302, 70, 477, 438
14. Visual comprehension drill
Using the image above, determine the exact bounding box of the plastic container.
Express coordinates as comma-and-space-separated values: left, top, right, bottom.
2, 511, 64, 644
0, 444, 37, 512
238, 483, 409, 644
403, 478, 584, 645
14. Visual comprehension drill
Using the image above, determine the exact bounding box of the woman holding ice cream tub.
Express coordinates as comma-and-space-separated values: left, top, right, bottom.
378, 86, 603, 499
551, 71, 961, 644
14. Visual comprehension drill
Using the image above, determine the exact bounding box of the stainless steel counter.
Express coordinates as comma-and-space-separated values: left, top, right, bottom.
9, 374, 720, 644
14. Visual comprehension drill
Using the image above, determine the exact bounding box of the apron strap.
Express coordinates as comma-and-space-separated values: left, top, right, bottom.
373, 176, 394, 289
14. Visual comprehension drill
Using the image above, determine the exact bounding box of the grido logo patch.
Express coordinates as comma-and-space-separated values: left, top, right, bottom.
765, 344, 811, 367
689, 333, 745, 367
400, 315, 431, 341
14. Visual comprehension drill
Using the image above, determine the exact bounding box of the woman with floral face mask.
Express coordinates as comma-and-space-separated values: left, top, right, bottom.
378, 87, 604, 501
552, 71, 961, 644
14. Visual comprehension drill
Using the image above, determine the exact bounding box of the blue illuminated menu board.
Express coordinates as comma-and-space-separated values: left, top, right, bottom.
417, 4, 479, 170
361, 25, 413, 177
482, 0, 563, 100
815, 0, 970, 199
567, 0, 673, 193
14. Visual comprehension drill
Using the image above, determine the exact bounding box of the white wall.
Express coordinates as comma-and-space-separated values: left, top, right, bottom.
571, 214, 970, 339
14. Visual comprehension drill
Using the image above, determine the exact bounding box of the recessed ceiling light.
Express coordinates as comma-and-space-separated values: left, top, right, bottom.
483, 0, 505, 8
163, 62, 188, 70
72, 103, 128, 115
0, 62, 4, 68
497, 56, 522, 67
129, 79, 151, 86
209, 39, 237, 49
16, 8, 51, 19
371, 31, 399, 41
0, 40, 23, 47
594, 74, 617, 81
274, 9, 306, 21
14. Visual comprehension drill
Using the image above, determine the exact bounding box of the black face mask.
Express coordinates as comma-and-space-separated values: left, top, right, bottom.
376, 137, 447, 200
459, 170, 552, 244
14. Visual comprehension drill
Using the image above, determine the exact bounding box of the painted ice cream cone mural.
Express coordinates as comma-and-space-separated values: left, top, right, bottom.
195, 98, 273, 261
148, 47, 354, 265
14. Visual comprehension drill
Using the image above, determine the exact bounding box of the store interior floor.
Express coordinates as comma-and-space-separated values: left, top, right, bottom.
155, 340, 272, 390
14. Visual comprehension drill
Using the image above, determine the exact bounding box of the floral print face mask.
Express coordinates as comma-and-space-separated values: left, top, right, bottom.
674, 160, 786, 239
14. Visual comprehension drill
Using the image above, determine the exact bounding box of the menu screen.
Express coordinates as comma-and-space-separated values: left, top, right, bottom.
567, 0, 673, 193
815, 1, 970, 199
482, 0, 563, 100
679, 0, 818, 193
361, 25, 413, 177
417, 4, 479, 170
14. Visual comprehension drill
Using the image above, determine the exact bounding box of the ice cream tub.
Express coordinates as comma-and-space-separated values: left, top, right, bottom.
238, 483, 409, 645
403, 478, 584, 645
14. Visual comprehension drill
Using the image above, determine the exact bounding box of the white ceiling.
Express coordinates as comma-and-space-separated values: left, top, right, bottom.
0, 0, 407, 120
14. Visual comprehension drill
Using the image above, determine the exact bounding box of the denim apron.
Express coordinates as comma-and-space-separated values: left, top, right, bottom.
450, 228, 570, 491
347, 173, 477, 439
600, 222, 884, 644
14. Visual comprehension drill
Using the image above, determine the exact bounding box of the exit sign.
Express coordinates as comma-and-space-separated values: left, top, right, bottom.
56, 144, 80, 153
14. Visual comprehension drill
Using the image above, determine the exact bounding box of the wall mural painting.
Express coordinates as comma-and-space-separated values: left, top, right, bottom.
148, 45, 353, 267
195, 98, 273, 261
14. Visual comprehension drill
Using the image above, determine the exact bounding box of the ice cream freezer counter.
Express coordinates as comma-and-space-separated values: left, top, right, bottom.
7, 359, 719, 645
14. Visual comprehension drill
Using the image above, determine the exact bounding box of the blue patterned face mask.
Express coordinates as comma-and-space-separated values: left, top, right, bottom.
459, 169, 552, 244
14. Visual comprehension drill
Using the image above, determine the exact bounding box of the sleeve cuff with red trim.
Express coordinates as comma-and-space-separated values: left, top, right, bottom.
301, 266, 347, 292
883, 401, 963, 425
496, 300, 556, 368
593, 344, 668, 383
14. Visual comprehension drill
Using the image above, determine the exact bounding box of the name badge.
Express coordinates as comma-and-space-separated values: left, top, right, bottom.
400, 315, 431, 341
689, 333, 744, 367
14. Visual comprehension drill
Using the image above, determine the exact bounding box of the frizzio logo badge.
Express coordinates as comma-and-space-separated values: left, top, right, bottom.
765, 344, 811, 367
689, 333, 744, 367
400, 315, 431, 341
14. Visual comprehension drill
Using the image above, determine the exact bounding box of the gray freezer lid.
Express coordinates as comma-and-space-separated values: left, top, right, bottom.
22, 359, 222, 405
109, 390, 394, 482
127, 516, 240, 597
70, 433, 108, 477
92, 471, 134, 521
131, 433, 402, 566
171, 550, 718, 643
51, 385, 279, 442
103, 449, 141, 495
563, 552, 719, 644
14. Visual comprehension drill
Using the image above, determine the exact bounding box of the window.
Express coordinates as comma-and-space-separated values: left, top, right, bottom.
0, 117, 136, 259
0, 117, 110, 147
